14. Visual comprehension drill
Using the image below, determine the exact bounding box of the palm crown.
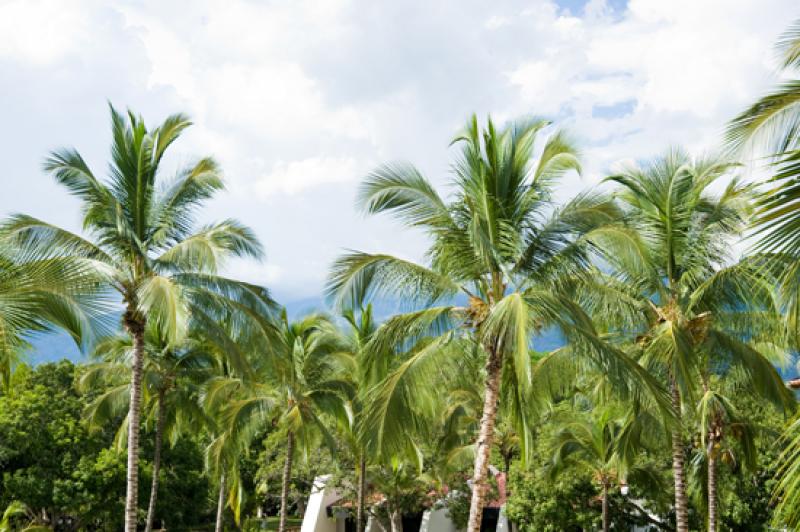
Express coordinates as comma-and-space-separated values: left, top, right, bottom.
0, 105, 270, 531
601, 149, 789, 404
588, 148, 794, 532
210, 310, 349, 532
547, 407, 661, 532
327, 114, 666, 531
4, 106, 264, 339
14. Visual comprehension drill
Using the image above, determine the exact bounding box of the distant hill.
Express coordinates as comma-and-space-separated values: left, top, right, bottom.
22, 296, 338, 364
23, 295, 566, 365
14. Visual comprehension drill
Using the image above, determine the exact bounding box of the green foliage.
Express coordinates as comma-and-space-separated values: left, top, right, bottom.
0, 361, 218, 529
438, 476, 499, 530
1, 105, 271, 348
242, 516, 303, 531
141, 437, 213, 528
326, 114, 673, 532
255, 429, 338, 517
506, 466, 598, 532
0, 240, 109, 391
56, 448, 127, 529
726, 19, 800, 155
0, 361, 114, 523
712, 396, 786, 530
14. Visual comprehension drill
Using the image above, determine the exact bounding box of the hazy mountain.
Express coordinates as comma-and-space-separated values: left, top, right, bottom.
24, 295, 566, 364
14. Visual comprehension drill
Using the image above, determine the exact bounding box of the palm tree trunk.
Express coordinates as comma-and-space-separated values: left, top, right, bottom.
670, 381, 689, 532
357, 451, 366, 532
708, 436, 718, 532
601, 483, 610, 532
389, 509, 403, 532
215, 473, 226, 532
278, 430, 295, 532
466, 346, 503, 532
145, 390, 167, 532
124, 316, 146, 532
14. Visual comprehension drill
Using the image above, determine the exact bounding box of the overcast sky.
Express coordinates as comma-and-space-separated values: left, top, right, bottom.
1, 0, 797, 303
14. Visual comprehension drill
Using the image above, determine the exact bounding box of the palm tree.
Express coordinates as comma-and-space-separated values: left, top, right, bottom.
206, 425, 245, 532
692, 385, 759, 532
0, 105, 267, 531
591, 148, 794, 532
773, 408, 800, 527
692, 305, 792, 532
81, 324, 213, 532
547, 409, 656, 532
327, 114, 668, 532
199, 317, 262, 531
0, 501, 49, 532
215, 311, 349, 532
331, 304, 380, 532
334, 303, 489, 532
724, 19, 800, 529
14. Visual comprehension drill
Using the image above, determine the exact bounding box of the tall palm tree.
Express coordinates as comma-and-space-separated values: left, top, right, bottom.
206, 423, 246, 532
331, 304, 380, 532
692, 384, 759, 532
202, 317, 263, 531
692, 299, 791, 532
547, 408, 657, 532
214, 311, 350, 532
0, 105, 268, 531
81, 324, 213, 532
327, 114, 668, 532
591, 148, 794, 532
724, 19, 800, 529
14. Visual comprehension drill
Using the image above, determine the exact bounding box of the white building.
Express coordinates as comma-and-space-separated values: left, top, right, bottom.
299, 475, 513, 532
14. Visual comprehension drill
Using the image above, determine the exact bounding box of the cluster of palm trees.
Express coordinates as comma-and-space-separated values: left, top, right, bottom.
3, 18, 800, 532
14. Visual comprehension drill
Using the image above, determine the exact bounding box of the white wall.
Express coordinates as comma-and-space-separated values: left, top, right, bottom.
300, 476, 341, 532
301, 481, 514, 532
419, 507, 460, 532
496, 506, 510, 532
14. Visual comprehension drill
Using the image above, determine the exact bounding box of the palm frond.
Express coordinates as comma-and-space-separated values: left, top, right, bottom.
155, 220, 263, 273
358, 162, 453, 229
138, 275, 189, 345
358, 333, 458, 460
326, 252, 459, 310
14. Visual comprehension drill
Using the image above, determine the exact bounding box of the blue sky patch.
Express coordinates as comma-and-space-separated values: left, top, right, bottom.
592, 99, 637, 119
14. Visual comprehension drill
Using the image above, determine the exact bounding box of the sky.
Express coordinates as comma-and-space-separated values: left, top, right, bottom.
1, 0, 798, 304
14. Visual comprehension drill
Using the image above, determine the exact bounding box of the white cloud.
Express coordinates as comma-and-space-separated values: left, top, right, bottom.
486, 15, 512, 30
255, 156, 363, 197
223, 259, 283, 287
508, 61, 564, 113
0, 0, 90, 65
501, 0, 798, 183
1, 0, 799, 299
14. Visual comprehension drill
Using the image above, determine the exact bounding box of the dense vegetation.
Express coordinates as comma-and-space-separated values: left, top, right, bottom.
3, 17, 800, 532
